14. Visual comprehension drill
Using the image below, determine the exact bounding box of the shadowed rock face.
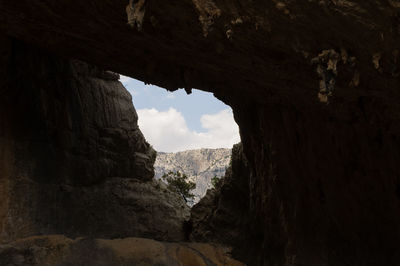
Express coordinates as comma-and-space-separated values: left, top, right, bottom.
0, 38, 190, 244
0, 37, 155, 186
190, 144, 252, 257
0, 1, 399, 97
1, 1, 400, 265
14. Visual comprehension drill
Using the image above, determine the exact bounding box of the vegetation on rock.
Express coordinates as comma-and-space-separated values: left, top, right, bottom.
211, 175, 223, 189
162, 171, 196, 204
154, 148, 231, 204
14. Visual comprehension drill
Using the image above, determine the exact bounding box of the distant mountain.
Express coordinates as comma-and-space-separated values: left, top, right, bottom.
154, 148, 231, 204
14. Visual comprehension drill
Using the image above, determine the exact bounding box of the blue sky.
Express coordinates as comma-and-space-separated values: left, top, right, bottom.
120, 76, 240, 152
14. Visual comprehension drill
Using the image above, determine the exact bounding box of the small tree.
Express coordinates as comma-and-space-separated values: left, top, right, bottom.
211, 175, 223, 189
162, 171, 196, 203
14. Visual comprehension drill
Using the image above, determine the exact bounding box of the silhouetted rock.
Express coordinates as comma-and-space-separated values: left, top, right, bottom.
1, 1, 400, 265
0, 38, 187, 243
190, 144, 253, 255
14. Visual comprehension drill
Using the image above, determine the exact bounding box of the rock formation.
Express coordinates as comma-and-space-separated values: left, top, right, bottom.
0, 235, 244, 266
155, 148, 231, 203
0, 38, 189, 244
190, 144, 252, 256
0, 1, 400, 265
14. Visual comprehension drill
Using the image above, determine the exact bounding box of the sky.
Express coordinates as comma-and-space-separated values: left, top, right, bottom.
119, 76, 240, 152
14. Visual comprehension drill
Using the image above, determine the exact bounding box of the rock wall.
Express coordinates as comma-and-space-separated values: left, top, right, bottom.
1, 1, 400, 265
192, 95, 400, 265
190, 144, 253, 257
230, 94, 400, 265
0, 36, 155, 186
0, 37, 189, 243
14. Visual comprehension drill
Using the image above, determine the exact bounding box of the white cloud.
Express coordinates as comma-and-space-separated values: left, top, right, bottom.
137, 108, 240, 152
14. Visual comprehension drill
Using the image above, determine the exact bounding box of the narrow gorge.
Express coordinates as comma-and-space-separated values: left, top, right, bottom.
1, 1, 400, 265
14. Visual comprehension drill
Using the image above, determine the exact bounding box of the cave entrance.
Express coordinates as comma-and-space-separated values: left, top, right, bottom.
120, 76, 240, 205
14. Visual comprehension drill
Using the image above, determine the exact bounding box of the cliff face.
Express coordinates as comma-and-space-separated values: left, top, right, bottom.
1, 1, 400, 265
154, 148, 231, 203
190, 144, 252, 255
0, 37, 189, 243
0, 37, 155, 187
231, 94, 400, 265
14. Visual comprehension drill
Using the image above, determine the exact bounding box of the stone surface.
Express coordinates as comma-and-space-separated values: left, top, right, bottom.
2, 177, 190, 243
1, 1, 400, 265
0, 37, 155, 187
155, 148, 231, 204
0, 235, 244, 266
0, 38, 188, 244
0, 1, 398, 97
190, 144, 252, 258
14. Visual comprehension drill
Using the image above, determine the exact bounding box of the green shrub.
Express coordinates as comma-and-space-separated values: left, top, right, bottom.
211, 175, 223, 189
162, 171, 196, 203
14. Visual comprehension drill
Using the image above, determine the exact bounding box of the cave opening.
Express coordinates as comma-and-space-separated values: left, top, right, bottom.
119, 75, 241, 205
0, 38, 246, 255
1, 1, 400, 264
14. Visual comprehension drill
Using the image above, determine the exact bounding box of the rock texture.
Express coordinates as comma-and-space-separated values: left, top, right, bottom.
155, 148, 231, 203
1, 1, 400, 265
0, 37, 188, 243
0, 235, 244, 266
0, 36, 155, 187
190, 144, 252, 256
2, 177, 190, 243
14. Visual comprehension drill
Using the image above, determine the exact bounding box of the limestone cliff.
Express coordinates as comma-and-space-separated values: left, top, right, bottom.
154, 148, 231, 203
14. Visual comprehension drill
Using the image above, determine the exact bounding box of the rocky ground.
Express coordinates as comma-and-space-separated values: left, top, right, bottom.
0, 235, 244, 266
